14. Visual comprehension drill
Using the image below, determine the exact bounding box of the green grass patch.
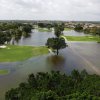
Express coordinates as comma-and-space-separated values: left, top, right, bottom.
0, 45, 48, 62
38, 28, 52, 32
66, 36, 100, 41
64, 28, 73, 31
0, 69, 9, 75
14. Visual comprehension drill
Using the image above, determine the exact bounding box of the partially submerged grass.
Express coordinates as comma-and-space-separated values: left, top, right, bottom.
0, 45, 48, 62
64, 28, 73, 31
38, 28, 52, 32
66, 36, 100, 42
0, 70, 9, 75
38, 27, 72, 32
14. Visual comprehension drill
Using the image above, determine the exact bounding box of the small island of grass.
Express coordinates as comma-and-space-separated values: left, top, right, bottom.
0, 69, 9, 75
64, 28, 73, 31
38, 28, 52, 32
0, 45, 48, 62
66, 36, 100, 42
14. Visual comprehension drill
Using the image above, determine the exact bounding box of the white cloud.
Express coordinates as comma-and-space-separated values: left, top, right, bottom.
0, 0, 100, 21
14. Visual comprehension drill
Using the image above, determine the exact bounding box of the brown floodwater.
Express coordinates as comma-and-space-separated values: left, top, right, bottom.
0, 30, 100, 100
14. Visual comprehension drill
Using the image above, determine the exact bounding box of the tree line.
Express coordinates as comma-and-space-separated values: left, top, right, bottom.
0, 22, 33, 45
74, 24, 100, 36
5, 69, 100, 100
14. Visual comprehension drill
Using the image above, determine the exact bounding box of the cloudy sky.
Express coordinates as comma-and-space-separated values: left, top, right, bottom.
0, 0, 100, 21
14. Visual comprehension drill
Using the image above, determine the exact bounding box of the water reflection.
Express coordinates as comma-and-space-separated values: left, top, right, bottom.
47, 55, 65, 67
10, 29, 91, 46
17, 29, 55, 46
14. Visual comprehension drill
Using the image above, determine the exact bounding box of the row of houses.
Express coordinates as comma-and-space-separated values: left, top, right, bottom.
65, 22, 100, 29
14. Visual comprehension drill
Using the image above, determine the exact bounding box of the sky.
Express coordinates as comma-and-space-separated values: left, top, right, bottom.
0, 0, 100, 21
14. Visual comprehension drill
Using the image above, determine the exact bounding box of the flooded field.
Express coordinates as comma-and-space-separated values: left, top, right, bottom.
0, 29, 100, 100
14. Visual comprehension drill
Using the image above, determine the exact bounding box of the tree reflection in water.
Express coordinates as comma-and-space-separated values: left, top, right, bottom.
47, 55, 65, 68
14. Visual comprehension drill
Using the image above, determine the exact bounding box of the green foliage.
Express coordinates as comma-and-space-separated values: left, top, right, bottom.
0, 22, 33, 45
83, 27, 100, 42
46, 23, 67, 55
54, 23, 64, 37
35, 90, 58, 100
46, 38, 67, 55
22, 24, 32, 33
74, 24, 83, 31
5, 70, 100, 100
0, 31, 7, 45
84, 27, 100, 36
46, 38, 66, 49
38, 23, 53, 29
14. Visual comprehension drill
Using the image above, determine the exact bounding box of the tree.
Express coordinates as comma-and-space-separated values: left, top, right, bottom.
14, 29, 22, 44
0, 31, 6, 45
28, 74, 37, 88
10, 29, 22, 45
5, 70, 100, 100
71, 69, 82, 84
96, 28, 100, 37
46, 37, 67, 55
59, 23, 65, 33
47, 24, 52, 30
0, 22, 34, 46
5, 31, 12, 44
46, 23, 67, 55
22, 24, 32, 33
54, 23, 64, 37
81, 69, 88, 79
74, 24, 83, 31
36, 90, 58, 100
5, 88, 19, 100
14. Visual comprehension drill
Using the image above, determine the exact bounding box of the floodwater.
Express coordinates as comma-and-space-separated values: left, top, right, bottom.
18, 29, 55, 46
0, 29, 100, 100
63, 30, 91, 36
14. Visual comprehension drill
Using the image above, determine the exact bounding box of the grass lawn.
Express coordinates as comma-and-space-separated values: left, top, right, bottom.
64, 28, 73, 31
0, 45, 48, 62
38, 28, 52, 32
0, 69, 9, 75
66, 36, 100, 42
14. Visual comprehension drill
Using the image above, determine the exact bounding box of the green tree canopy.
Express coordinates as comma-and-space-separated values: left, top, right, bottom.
74, 24, 83, 31
46, 23, 67, 55
46, 38, 67, 55
5, 70, 100, 100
